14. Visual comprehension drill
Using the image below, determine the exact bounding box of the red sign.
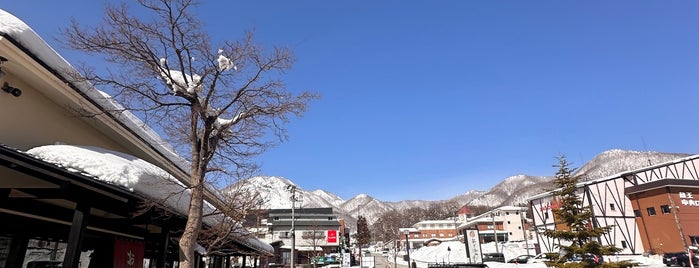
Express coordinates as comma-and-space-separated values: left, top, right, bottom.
114, 238, 145, 268
327, 230, 337, 243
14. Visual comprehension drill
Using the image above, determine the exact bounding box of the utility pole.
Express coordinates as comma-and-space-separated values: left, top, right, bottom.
520, 209, 530, 255
286, 185, 299, 268
491, 211, 499, 253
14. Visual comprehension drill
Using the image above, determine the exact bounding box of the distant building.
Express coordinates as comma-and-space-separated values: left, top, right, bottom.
457, 206, 530, 243
398, 219, 460, 251
457, 206, 477, 222
263, 208, 342, 265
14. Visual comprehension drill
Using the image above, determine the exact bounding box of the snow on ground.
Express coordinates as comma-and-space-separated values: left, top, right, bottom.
390, 241, 666, 268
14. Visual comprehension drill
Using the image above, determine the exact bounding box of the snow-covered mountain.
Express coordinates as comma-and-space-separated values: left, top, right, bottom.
574, 149, 691, 180
466, 175, 553, 207
230, 149, 692, 229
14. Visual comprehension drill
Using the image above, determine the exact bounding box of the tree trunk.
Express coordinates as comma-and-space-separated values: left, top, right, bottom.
179, 170, 205, 268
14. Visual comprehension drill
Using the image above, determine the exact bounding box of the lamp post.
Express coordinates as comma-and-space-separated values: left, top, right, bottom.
403, 229, 411, 268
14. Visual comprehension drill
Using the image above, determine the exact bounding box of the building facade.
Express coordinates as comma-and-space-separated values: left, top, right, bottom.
457, 206, 530, 244
528, 154, 699, 255
264, 208, 342, 265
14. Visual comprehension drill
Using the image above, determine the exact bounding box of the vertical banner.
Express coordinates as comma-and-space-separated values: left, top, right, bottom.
466, 229, 482, 263
114, 238, 145, 268
327, 230, 338, 243
341, 252, 351, 267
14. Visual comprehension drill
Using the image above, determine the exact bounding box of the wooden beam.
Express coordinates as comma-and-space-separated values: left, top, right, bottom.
63, 202, 90, 268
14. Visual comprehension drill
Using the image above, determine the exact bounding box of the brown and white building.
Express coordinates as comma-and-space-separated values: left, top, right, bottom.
529, 154, 699, 255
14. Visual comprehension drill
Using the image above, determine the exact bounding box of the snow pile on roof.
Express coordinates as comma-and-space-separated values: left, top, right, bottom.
27, 144, 191, 214
0, 8, 190, 177
0, 9, 71, 75
26, 144, 273, 254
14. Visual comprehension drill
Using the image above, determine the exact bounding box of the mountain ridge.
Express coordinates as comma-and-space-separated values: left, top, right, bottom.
230, 149, 693, 227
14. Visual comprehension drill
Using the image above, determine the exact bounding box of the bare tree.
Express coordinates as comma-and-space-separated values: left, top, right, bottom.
301, 222, 328, 268
62, 0, 317, 266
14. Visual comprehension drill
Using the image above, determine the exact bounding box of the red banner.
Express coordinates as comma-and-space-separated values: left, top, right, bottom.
327, 230, 337, 243
114, 238, 145, 268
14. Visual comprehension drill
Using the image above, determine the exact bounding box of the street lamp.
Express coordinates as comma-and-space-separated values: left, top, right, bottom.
403, 229, 411, 267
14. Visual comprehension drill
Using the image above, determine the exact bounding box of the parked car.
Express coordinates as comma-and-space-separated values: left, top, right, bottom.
482, 253, 506, 263
664, 252, 699, 267
527, 253, 558, 263
567, 253, 603, 264
508, 255, 535, 263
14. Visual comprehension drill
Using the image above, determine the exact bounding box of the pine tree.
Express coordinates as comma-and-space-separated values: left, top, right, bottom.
542, 155, 621, 267
356, 215, 372, 247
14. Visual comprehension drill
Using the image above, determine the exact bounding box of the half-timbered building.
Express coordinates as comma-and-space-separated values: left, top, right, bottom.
528, 154, 699, 255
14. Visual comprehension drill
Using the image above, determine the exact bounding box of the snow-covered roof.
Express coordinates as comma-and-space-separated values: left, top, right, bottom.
26, 144, 273, 254
0, 9, 272, 255
0, 8, 190, 180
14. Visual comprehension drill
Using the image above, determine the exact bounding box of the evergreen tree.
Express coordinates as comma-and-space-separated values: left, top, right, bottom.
543, 155, 621, 267
356, 215, 372, 247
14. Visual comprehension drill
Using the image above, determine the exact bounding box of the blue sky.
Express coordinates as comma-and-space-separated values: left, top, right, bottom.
4, 1, 699, 202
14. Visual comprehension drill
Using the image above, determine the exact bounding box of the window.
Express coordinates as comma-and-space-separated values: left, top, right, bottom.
647, 207, 656, 216
634, 210, 641, 217
506, 212, 510, 215
544, 212, 549, 220
507, 221, 511, 224
690, 236, 699, 246
610, 203, 616, 211
273, 216, 280, 221
661, 205, 671, 214
518, 226, 522, 230
328, 217, 334, 220
621, 241, 627, 249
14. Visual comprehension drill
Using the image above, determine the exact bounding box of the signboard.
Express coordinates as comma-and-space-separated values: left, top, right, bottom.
680, 192, 699, 206
466, 229, 482, 263
342, 253, 351, 267
114, 238, 145, 268
328, 230, 338, 243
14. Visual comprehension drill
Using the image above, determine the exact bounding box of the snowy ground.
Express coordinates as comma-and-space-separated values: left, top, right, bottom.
386, 241, 666, 268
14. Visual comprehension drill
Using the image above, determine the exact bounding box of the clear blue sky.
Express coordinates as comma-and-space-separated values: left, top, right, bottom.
4, 1, 699, 202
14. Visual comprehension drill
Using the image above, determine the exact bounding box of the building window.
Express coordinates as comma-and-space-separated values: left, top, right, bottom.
506, 212, 510, 215
507, 221, 511, 224
273, 216, 279, 221
661, 205, 671, 214
328, 217, 333, 220
621, 241, 627, 249
634, 210, 641, 217
610, 203, 615, 211
690, 236, 699, 246
544, 212, 549, 220
518, 226, 522, 230
647, 207, 656, 216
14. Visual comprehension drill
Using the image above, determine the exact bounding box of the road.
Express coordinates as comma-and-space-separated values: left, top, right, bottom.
368, 252, 408, 268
